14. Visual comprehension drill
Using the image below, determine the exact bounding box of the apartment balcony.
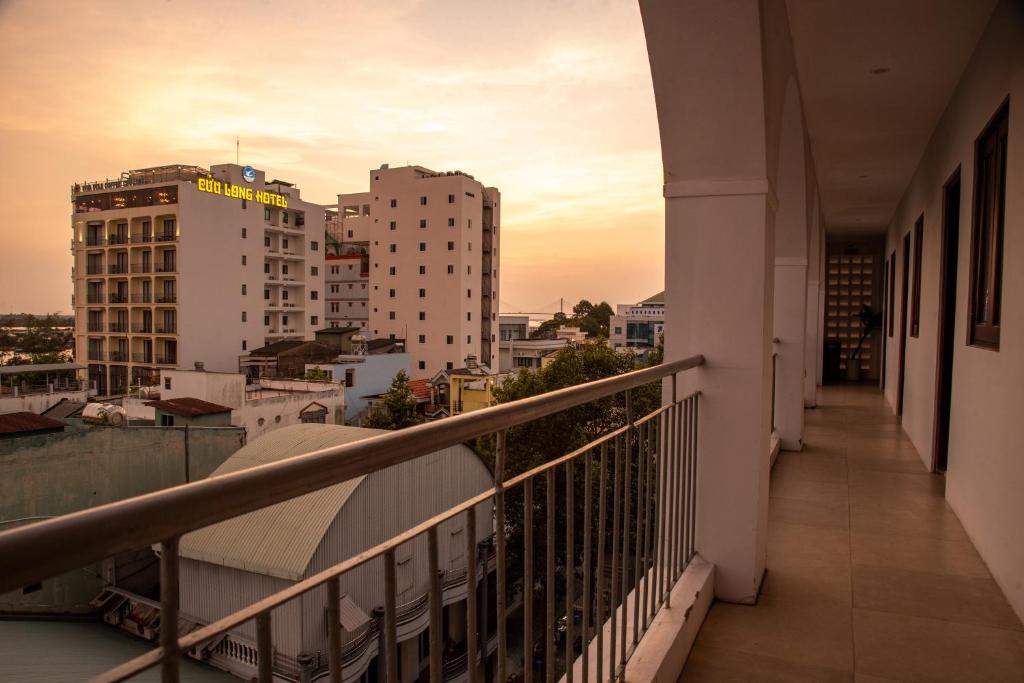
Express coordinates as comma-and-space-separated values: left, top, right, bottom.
87, 322, 104, 333
155, 324, 177, 334
86, 265, 104, 275
108, 322, 128, 333
108, 293, 128, 304
131, 353, 154, 364
155, 233, 177, 243
132, 234, 153, 244
155, 294, 177, 304
131, 323, 153, 333
107, 264, 129, 275
131, 262, 152, 274
86, 294, 105, 305
107, 351, 129, 363
154, 262, 177, 274
155, 356, 177, 366
107, 235, 130, 246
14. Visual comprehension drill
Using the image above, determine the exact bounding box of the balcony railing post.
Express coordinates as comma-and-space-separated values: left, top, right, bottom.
465, 507, 479, 683
384, 549, 398, 683
256, 611, 273, 683
494, 429, 508, 683
564, 459, 575, 683
327, 577, 343, 683
581, 450, 593, 683
428, 527, 442, 682
595, 442, 608, 683
545, 467, 555, 683
620, 401, 632, 670
159, 536, 180, 683
608, 435, 622, 681
523, 477, 534, 683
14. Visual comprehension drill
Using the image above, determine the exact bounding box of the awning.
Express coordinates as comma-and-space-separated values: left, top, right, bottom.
337, 594, 370, 632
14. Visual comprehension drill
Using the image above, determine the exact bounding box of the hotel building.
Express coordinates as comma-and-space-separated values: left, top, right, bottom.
342, 165, 500, 379
71, 164, 326, 396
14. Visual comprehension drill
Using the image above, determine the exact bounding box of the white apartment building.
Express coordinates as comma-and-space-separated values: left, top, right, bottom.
349, 165, 500, 379
325, 193, 371, 330
71, 164, 326, 396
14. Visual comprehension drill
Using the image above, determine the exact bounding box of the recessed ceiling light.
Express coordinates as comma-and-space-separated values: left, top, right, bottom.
870, 67, 890, 75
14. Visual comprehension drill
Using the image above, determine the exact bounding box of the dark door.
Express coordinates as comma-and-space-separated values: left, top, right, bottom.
880, 258, 888, 390
933, 170, 961, 471
896, 232, 911, 416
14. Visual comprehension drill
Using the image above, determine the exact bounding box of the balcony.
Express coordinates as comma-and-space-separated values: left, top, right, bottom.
155, 262, 177, 274
155, 355, 177, 365
156, 324, 177, 334
108, 264, 129, 275
155, 233, 177, 242
107, 235, 130, 246
86, 294, 105, 305
131, 323, 153, 333
155, 294, 177, 304
108, 293, 128, 304
108, 322, 128, 333
108, 351, 129, 363
131, 293, 153, 304
132, 234, 153, 244
131, 263, 152, 274
86, 265, 104, 275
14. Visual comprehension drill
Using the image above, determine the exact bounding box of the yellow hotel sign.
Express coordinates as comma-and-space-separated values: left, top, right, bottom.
197, 177, 288, 208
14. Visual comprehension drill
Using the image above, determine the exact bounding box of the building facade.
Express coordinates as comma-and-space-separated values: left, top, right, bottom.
609, 292, 665, 349
71, 164, 326, 396
342, 165, 499, 379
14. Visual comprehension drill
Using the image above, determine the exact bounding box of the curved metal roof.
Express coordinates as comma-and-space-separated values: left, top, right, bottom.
179, 424, 388, 580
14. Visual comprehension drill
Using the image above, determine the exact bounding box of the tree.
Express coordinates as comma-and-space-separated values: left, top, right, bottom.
303, 367, 331, 382
529, 300, 614, 340
364, 370, 423, 430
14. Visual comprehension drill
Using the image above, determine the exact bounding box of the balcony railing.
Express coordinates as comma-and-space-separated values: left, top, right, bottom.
155, 295, 177, 304
0, 354, 704, 683
131, 324, 153, 333
132, 294, 153, 304
131, 263, 153, 274
108, 351, 129, 362
132, 234, 153, 244
156, 324, 177, 334
87, 294, 105, 304
109, 294, 128, 304
156, 355, 177, 365
108, 264, 129, 275
108, 322, 128, 333
86, 265, 105, 275
155, 233, 177, 242
155, 263, 177, 273
132, 353, 154, 364
108, 235, 130, 246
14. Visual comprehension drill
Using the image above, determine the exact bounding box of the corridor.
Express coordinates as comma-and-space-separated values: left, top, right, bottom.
681, 385, 1024, 682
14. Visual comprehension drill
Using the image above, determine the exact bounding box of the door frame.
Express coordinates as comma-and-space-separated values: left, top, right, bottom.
931, 167, 961, 472
896, 231, 911, 417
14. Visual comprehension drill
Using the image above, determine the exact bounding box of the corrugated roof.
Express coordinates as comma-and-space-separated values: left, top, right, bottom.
406, 379, 432, 401
640, 291, 665, 304
145, 397, 233, 417
41, 399, 87, 419
0, 412, 67, 435
0, 363, 85, 376
179, 424, 388, 580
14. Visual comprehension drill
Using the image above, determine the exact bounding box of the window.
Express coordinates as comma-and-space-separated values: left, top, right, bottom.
389, 311, 396, 320
448, 217, 455, 227
419, 288, 426, 297
242, 311, 247, 322
241, 255, 247, 265
311, 266, 318, 276
241, 284, 247, 295
420, 196, 427, 205
418, 361, 426, 370
390, 221, 396, 230
615, 326, 622, 335
968, 101, 1008, 349
446, 361, 454, 370
447, 241, 454, 251
419, 242, 426, 252
467, 265, 472, 275
419, 311, 426, 321
466, 312, 472, 321
242, 340, 247, 350
283, 290, 289, 300
164, 377, 172, 390
264, 289, 270, 300
161, 414, 175, 427
311, 290, 318, 300
418, 334, 426, 343
265, 263, 270, 273
448, 193, 455, 204
419, 265, 426, 275
311, 241, 319, 251
389, 288, 396, 298
282, 264, 289, 275
265, 236, 271, 247
345, 369, 355, 387
348, 230, 353, 238
310, 315, 318, 325
389, 266, 396, 275
282, 212, 289, 225
241, 227, 247, 238
446, 335, 454, 345
390, 199, 397, 208
389, 244, 397, 253
911, 215, 923, 337
264, 207, 271, 220
468, 219, 472, 229
447, 265, 454, 274
264, 315, 270, 326
467, 289, 472, 298
467, 335, 472, 344
420, 219, 427, 228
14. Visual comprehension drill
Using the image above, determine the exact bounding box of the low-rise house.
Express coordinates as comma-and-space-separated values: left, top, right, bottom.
0, 412, 67, 439
238, 340, 338, 380
431, 356, 497, 416
145, 398, 233, 428
306, 352, 412, 423
175, 424, 496, 683
498, 315, 529, 341
0, 363, 90, 415
498, 337, 571, 373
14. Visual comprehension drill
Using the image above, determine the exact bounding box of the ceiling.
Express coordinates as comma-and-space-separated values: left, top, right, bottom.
785, 0, 998, 235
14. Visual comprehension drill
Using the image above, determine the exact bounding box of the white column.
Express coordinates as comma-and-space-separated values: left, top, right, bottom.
804, 204, 823, 406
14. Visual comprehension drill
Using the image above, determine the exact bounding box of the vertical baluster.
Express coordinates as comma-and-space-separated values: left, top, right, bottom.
160, 537, 180, 683
653, 407, 665, 610
545, 468, 556, 683
665, 397, 677, 606
620, 394, 632, 673
565, 460, 575, 683
327, 577, 343, 683
685, 395, 695, 564
582, 450, 593, 683
691, 394, 700, 561
595, 442, 608, 683
465, 507, 479, 683
680, 396, 690, 571
256, 612, 272, 683
644, 416, 656, 626
384, 549, 398, 683
524, 478, 534, 683
633, 418, 646, 646
428, 527, 442, 682
609, 435, 622, 681
495, 430, 508, 683
672, 397, 683, 581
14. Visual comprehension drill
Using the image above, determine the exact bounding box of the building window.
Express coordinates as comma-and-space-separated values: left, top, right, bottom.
466, 312, 471, 321
265, 236, 271, 247
467, 289, 472, 298
242, 227, 247, 238
448, 217, 455, 227
390, 221, 397, 230
467, 335, 472, 344
911, 215, 923, 337
242, 340, 247, 350
241, 255, 247, 266
418, 361, 426, 370
390, 199, 397, 208
968, 101, 1008, 349
264, 207, 271, 221
447, 241, 454, 251
419, 219, 427, 228
264, 289, 270, 300
345, 369, 355, 387
419, 265, 426, 275
419, 288, 426, 298
389, 311, 396, 320
446, 361, 454, 370
282, 211, 289, 225
419, 242, 426, 252
311, 291, 318, 300
347, 230, 353, 238
419, 311, 426, 321
283, 264, 289, 275
311, 315, 318, 325
164, 377, 172, 390
389, 266, 396, 275
448, 194, 455, 204
614, 327, 622, 335
389, 244, 397, 253
418, 334, 426, 343
311, 266, 318, 276
419, 196, 428, 205
264, 315, 270, 326
161, 414, 175, 427
389, 288, 396, 298
242, 284, 247, 295
447, 265, 454, 274
242, 311, 247, 322
311, 241, 319, 251
446, 335, 454, 345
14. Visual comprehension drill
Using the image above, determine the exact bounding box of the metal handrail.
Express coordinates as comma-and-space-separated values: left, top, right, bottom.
0, 354, 703, 683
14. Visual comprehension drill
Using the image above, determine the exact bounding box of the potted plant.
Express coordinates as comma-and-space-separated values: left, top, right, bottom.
846, 305, 883, 381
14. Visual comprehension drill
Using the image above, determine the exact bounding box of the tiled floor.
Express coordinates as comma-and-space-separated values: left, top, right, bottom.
681, 384, 1024, 682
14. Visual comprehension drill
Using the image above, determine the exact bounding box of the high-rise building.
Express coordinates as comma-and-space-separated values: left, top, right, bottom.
339, 165, 500, 378
71, 164, 326, 396
324, 194, 370, 330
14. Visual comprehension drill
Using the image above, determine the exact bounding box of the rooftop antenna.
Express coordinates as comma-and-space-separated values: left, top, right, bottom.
236, 137, 240, 165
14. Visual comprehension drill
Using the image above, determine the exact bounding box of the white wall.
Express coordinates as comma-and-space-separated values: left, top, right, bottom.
0, 388, 90, 416
882, 0, 1024, 620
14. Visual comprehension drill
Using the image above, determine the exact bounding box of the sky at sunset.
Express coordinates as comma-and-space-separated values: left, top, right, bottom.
0, 0, 665, 315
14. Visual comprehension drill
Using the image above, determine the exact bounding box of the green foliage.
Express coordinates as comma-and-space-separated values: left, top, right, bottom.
303, 367, 331, 382
325, 232, 342, 256
363, 370, 423, 430
529, 300, 614, 339
0, 313, 73, 356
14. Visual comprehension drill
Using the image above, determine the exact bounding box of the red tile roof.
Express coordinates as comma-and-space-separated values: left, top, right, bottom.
144, 397, 233, 418
407, 379, 432, 401
0, 411, 67, 435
